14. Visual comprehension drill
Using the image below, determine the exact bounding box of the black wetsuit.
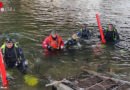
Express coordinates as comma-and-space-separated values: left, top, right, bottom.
2, 44, 26, 72
104, 30, 119, 42
65, 38, 77, 47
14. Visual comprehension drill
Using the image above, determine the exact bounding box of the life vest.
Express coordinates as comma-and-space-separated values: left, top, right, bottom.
80, 28, 89, 37
1, 42, 22, 61
48, 35, 62, 49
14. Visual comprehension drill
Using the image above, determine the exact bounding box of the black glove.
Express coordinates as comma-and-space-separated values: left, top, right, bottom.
47, 46, 54, 51
16, 60, 27, 74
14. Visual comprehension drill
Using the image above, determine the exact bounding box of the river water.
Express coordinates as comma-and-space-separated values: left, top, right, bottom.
0, 0, 130, 90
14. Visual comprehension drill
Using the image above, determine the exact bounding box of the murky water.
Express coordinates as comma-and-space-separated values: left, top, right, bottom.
0, 0, 130, 90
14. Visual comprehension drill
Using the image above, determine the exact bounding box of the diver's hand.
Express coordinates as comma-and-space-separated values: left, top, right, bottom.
47, 46, 54, 51
77, 42, 82, 49
60, 46, 64, 50
15, 60, 21, 67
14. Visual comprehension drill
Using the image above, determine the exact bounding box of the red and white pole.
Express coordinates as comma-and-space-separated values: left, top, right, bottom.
96, 14, 106, 43
0, 49, 8, 87
0, 2, 5, 12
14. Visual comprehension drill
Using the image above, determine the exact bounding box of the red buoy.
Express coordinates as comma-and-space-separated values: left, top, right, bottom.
96, 14, 106, 43
0, 49, 8, 87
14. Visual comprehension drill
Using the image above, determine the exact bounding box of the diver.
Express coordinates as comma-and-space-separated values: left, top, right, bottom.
99, 24, 120, 44
64, 34, 81, 49
42, 30, 64, 54
1, 37, 27, 74
77, 24, 92, 39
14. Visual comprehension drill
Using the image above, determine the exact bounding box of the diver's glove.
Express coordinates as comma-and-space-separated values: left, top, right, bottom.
47, 45, 54, 51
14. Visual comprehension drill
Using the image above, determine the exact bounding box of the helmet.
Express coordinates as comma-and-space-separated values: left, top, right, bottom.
108, 24, 113, 26
5, 37, 13, 43
51, 30, 57, 35
82, 24, 86, 28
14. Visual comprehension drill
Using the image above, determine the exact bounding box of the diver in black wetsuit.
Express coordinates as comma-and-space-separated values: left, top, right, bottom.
1, 38, 27, 73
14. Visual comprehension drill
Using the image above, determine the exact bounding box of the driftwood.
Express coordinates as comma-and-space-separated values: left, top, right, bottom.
46, 79, 73, 90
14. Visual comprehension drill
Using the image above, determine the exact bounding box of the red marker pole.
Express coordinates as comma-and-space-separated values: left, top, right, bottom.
96, 14, 106, 43
0, 49, 8, 87
0, 2, 3, 8
0, 2, 5, 12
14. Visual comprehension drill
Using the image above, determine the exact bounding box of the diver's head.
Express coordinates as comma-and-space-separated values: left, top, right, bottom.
51, 30, 57, 39
5, 37, 13, 48
72, 34, 78, 40
108, 24, 114, 31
